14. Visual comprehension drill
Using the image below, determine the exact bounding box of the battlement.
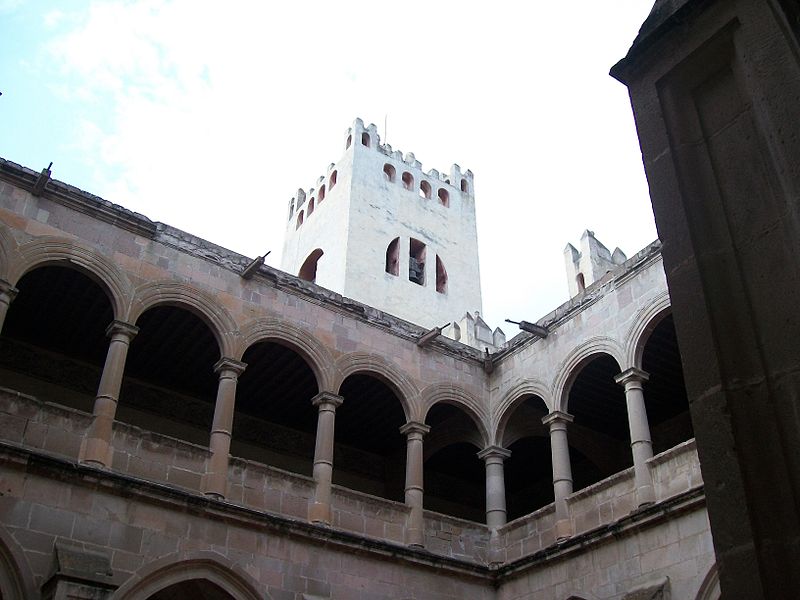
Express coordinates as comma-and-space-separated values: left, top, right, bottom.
564, 230, 628, 297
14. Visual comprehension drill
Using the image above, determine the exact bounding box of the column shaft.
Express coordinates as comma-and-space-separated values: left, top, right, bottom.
616, 368, 655, 506
400, 421, 429, 547
309, 392, 343, 525
543, 411, 574, 540
478, 445, 511, 529
81, 321, 138, 467
204, 358, 246, 499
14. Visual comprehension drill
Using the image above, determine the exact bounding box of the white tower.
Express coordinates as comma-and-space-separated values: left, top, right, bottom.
281, 118, 484, 331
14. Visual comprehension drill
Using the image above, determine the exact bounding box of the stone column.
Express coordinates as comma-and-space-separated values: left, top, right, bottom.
542, 411, 574, 540
204, 357, 247, 499
615, 367, 655, 507
309, 391, 343, 525
478, 445, 511, 529
81, 320, 138, 467
0, 280, 18, 333
400, 421, 430, 547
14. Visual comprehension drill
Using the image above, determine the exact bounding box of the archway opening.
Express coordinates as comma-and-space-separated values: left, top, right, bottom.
147, 579, 235, 600
0, 265, 112, 412
435, 255, 447, 294
298, 248, 324, 283
567, 353, 631, 491
402, 172, 414, 191
383, 163, 396, 183
385, 238, 400, 276
424, 403, 485, 522
419, 180, 431, 199
334, 373, 407, 501
501, 395, 552, 521
120, 306, 219, 445
234, 341, 319, 476
641, 313, 693, 454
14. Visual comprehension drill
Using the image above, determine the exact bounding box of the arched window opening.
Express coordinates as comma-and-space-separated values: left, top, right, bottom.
361, 132, 370, 147
298, 248, 324, 283
1, 265, 113, 413
438, 188, 450, 207
122, 306, 220, 445
409, 238, 426, 285
329, 170, 337, 189
402, 172, 414, 191
295, 210, 304, 230
307, 198, 315, 216
147, 580, 236, 599
346, 135, 352, 149
235, 341, 319, 476
288, 200, 294, 221
641, 313, 693, 453
385, 237, 400, 276
419, 180, 431, 199
576, 272, 586, 293
460, 178, 468, 193
567, 353, 630, 491
318, 185, 325, 203
500, 395, 551, 520
335, 373, 407, 501
435, 255, 448, 294
383, 163, 396, 182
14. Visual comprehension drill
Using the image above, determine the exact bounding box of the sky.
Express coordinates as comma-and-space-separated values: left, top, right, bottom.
0, 1, 658, 332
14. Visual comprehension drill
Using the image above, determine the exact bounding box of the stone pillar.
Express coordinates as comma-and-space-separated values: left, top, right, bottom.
0, 280, 18, 333
81, 321, 138, 467
309, 391, 343, 525
204, 357, 247, 499
615, 367, 655, 506
477, 445, 511, 529
400, 421, 430, 547
542, 411, 574, 539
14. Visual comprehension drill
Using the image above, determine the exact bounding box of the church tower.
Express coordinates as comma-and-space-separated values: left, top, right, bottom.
281, 118, 484, 331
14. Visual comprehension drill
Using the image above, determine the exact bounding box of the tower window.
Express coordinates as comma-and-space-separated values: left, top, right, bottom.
438, 188, 450, 207
288, 200, 295, 221
402, 172, 414, 191
346, 135, 352, 149
319, 185, 325, 203
383, 163, 396, 182
436, 255, 448, 294
361, 132, 370, 147
576, 272, 586, 293
419, 180, 431, 199
308, 198, 315, 215
385, 237, 400, 276
330, 170, 338, 189
460, 178, 468, 193
299, 248, 324, 283
296, 210, 304, 230
409, 238, 426, 286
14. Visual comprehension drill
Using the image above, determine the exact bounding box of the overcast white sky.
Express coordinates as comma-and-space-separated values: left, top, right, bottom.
1, 1, 657, 331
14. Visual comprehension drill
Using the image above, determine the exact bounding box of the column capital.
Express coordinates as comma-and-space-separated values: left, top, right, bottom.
0, 280, 18, 301
105, 320, 139, 340
614, 367, 650, 386
542, 411, 574, 426
312, 391, 343, 409
399, 421, 430, 437
214, 357, 247, 377
477, 445, 511, 461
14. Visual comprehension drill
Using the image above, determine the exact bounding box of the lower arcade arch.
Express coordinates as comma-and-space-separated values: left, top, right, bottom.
0, 265, 113, 412
118, 305, 220, 445
501, 394, 553, 521
566, 352, 632, 491
334, 373, 407, 501
232, 340, 319, 476
423, 403, 485, 522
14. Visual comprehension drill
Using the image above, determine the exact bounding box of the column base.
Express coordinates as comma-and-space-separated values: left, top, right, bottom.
636, 484, 656, 507
406, 528, 424, 548
79, 437, 112, 468
555, 518, 573, 541
309, 501, 332, 525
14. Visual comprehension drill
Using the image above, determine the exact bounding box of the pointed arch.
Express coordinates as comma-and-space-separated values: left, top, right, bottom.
624, 291, 672, 369
333, 352, 419, 421
418, 382, 489, 446
112, 552, 263, 600
129, 281, 238, 359
551, 337, 625, 413
0, 526, 36, 600
12, 236, 132, 319
237, 317, 334, 392
493, 379, 553, 446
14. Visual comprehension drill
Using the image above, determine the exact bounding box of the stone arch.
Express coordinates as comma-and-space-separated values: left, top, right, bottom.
0, 224, 18, 282
493, 379, 553, 446
11, 236, 132, 320
333, 352, 418, 421
624, 291, 672, 369
112, 552, 263, 600
238, 317, 334, 392
129, 281, 238, 358
695, 563, 721, 600
418, 383, 489, 447
0, 526, 36, 600
552, 337, 625, 413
